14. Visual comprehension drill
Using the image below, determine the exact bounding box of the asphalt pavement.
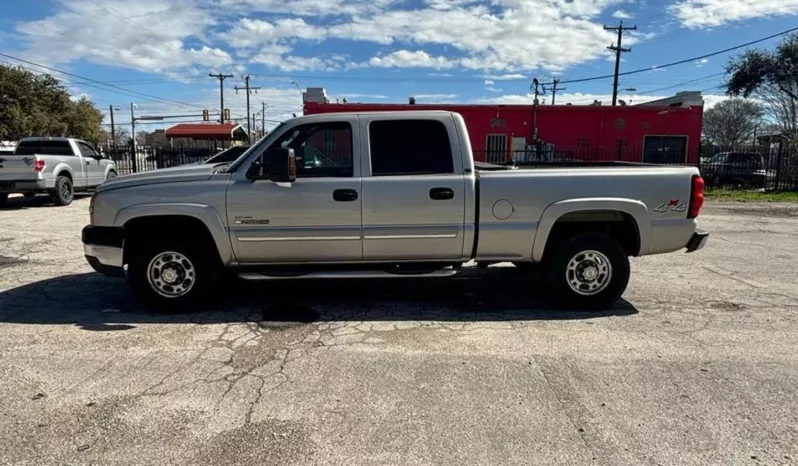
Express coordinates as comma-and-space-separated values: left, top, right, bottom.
1, 194, 797, 465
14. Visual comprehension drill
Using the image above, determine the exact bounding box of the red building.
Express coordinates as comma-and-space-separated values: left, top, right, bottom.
303, 90, 704, 165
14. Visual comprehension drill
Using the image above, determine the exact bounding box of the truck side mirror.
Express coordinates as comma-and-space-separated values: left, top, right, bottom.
247, 148, 296, 182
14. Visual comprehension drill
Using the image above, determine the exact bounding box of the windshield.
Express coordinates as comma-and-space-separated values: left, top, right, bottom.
224, 122, 285, 173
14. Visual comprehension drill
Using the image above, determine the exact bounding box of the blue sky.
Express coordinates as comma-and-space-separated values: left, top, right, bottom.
2, 0, 797, 130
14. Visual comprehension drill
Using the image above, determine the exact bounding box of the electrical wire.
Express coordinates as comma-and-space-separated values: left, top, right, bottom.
0, 52, 207, 110
548, 25, 798, 86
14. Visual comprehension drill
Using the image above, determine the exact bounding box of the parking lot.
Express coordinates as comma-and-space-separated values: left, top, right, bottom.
1, 194, 797, 465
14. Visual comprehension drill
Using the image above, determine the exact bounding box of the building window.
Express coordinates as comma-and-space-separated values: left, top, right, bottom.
486, 134, 508, 164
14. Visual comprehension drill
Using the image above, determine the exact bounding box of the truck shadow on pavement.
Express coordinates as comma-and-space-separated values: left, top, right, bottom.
0, 267, 637, 331
0, 194, 92, 210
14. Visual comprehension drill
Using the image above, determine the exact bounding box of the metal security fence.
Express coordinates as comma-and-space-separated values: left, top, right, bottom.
473, 143, 798, 192
105, 146, 216, 175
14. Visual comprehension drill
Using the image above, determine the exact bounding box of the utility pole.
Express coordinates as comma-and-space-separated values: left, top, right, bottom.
235, 75, 261, 143
550, 78, 565, 105
130, 102, 137, 173
530, 78, 543, 142
109, 105, 117, 155
604, 20, 636, 106
209, 73, 234, 124
261, 102, 268, 137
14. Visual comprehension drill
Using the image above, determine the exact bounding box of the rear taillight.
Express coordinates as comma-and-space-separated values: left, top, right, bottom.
33, 159, 45, 173
688, 174, 704, 219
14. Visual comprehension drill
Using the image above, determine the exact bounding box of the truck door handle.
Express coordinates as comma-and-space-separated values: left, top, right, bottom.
85, 161, 90, 165
429, 187, 454, 200
333, 189, 358, 202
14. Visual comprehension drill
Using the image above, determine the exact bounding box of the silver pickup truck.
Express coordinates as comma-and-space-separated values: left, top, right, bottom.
0, 137, 117, 207
82, 111, 708, 310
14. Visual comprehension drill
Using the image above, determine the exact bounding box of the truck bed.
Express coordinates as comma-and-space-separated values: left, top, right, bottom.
474, 161, 681, 171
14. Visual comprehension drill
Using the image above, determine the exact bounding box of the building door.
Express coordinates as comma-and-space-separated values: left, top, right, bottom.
485, 134, 508, 164
643, 136, 688, 164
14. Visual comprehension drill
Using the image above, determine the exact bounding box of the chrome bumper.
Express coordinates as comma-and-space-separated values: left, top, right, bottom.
84, 244, 123, 267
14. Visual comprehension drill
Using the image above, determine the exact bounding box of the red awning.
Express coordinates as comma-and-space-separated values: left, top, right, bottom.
165, 123, 248, 140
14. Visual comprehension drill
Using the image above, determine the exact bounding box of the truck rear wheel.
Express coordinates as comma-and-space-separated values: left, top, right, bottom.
0, 193, 8, 207
51, 175, 73, 206
546, 234, 630, 309
127, 238, 218, 311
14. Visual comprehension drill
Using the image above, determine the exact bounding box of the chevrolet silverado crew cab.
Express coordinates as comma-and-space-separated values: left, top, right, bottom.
82, 111, 708, 310
0, 137, 117, 207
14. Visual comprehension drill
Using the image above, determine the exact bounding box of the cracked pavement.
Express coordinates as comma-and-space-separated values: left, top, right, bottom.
1, 194, 797, 465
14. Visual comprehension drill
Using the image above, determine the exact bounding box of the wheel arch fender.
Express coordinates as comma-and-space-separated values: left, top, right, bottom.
53, 162, 75, 180
115, 203, 234, 265
531, 198, 651, 262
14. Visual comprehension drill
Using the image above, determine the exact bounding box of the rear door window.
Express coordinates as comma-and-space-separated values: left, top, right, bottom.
15, 141, 74, 156
369, 120, 454, 176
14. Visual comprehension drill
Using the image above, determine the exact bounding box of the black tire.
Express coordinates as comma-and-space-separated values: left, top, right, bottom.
106, 171, 117, 181
127, 237, 218, 312
51, 175, 74, 206
23, 192, 36, 198
545, 234, 630, 310
0, 193, 8, 207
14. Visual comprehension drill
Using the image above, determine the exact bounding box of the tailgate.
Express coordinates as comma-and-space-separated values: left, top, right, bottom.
0, 155, 39, 182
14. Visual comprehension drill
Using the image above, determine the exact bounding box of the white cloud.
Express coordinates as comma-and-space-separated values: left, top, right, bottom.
250, 45, 345, 71
484, 79, 495, 85
485, 86, 502, 92
414, 93, 458, 100
365, 50, 457, 69
13, 0, 653, 77
670, 0, 798, 29
327, 2, 630, 72
428, 72, 454, 77
216, 0, 399, 16
481, 73, 527, 81
220, 18, 325, 48
612, 9, 632, 18
15, 0, 223, 72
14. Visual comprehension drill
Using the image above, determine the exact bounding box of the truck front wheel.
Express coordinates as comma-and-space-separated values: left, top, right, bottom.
546, 234, 630, 309
127, 239, 218, 311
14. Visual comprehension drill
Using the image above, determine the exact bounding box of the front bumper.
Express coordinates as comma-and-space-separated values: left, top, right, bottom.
82, 225, 125, 277
685, 229, 709, 253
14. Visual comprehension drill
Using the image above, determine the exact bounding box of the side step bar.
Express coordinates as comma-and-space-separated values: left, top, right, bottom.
238, 269, 460, 281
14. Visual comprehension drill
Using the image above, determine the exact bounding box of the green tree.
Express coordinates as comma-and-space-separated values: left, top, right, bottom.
0, 64, 103, 141
725, 33, 798, 144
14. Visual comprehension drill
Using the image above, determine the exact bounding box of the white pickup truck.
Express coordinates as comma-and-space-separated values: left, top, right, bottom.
0, 137, 117, 207
82, 111, 708, 310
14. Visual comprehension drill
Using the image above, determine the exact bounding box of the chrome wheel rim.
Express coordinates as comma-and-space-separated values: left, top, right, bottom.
60, 181, 72, 202
147, 251, 195, 298
566, 250, 612, 296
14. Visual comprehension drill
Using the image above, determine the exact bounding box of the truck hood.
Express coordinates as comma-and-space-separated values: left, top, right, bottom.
97, 164, 220, 193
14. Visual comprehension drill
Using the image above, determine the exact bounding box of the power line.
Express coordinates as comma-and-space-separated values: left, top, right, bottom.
0, 52, 207, 110
552, 25, 798, 86
636, 72, 726, 95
